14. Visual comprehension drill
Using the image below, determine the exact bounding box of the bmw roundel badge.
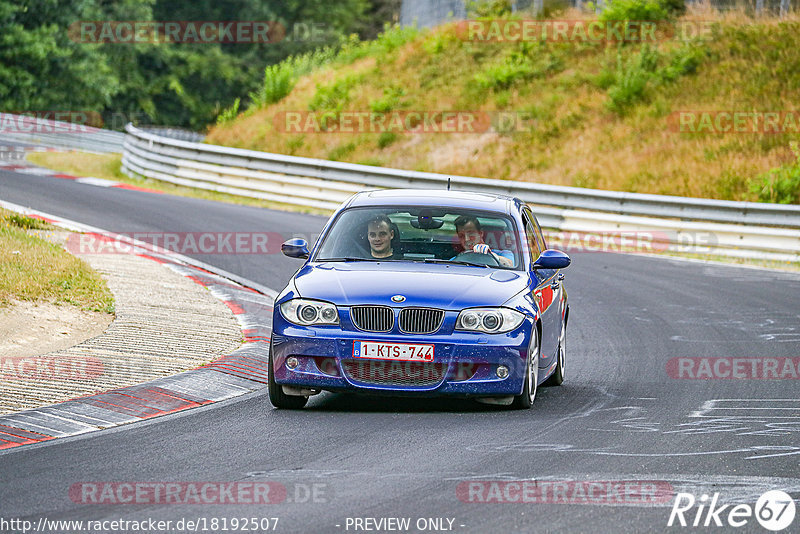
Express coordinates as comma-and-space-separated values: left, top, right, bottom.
391, 295, 406, 303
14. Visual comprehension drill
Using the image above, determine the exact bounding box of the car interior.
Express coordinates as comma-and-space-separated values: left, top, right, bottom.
317, 208, 520, 268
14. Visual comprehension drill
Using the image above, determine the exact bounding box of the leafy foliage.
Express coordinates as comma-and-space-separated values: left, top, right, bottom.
598, 0, 671, 23
243, 24, 418, 115
369, 86, 406, 113
0, 0, 395, 129
750, 143, 800, 204
466, 0, 512, 17
473, 42, 563, 91
603, 44, 704, 114
216, 98, 240, 125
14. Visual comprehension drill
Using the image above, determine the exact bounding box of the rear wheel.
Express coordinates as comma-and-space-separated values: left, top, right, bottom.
512, 329, 539, 409
543, 320, 566, 387
268, 339, 308, 409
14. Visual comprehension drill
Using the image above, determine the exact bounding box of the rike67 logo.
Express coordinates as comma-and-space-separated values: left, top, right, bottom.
668, 490, 796, 531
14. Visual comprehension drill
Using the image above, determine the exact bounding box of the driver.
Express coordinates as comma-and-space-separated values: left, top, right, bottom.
453, 215, 514, 267
366, 214, 401, 259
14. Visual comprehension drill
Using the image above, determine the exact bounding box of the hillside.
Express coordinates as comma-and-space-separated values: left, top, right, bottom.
206, 7, 800, 203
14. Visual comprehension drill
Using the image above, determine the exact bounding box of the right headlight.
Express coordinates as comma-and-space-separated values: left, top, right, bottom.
280, 299, 339, 326
455, 307, 525, 334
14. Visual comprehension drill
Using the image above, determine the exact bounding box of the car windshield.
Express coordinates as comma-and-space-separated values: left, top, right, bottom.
314, 207, 522, 269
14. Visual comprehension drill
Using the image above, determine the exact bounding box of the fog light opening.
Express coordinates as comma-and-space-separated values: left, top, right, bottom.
496, 365, 509, 379
286, 356, 300, 370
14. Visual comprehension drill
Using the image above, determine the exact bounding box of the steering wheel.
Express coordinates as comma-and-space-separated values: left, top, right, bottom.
454, 250, 500, 266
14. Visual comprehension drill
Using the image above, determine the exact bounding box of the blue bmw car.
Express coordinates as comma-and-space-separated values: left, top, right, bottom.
269, 189, 570, 409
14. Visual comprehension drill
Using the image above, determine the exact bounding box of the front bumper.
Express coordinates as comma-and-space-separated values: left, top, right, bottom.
271, 319, 533, 397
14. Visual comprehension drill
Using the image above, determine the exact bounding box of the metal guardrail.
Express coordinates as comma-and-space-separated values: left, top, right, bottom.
121, 123, 800, 262
0, 113, 125, 153
139, 127, 206, 143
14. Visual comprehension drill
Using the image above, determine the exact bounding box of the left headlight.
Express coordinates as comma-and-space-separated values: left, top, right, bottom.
280, 299, 339, 326
455, 307, 525, 334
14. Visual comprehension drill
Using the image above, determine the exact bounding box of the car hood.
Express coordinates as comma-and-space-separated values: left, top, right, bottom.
292, 261, 529, 309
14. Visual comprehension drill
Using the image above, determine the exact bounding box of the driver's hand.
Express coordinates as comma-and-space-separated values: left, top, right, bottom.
472, 244, 491, 255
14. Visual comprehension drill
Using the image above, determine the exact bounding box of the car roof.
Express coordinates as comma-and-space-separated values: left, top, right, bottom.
345, 189, 520, 213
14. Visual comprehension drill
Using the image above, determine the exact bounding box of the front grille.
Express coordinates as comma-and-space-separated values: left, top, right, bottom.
342, 360, 447, 387
399, 307, 444, 334
351, 306, 394, 332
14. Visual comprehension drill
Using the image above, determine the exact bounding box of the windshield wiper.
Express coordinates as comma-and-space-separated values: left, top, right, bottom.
422, 258, 488, 268
318, 257, 376, 262
319, 257, 404, 262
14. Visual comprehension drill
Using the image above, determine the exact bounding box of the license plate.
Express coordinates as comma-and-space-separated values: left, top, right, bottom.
353, 341, 434, 362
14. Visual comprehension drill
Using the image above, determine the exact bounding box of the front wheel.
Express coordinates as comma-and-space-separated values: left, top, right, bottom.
268, 338, 308, 409
512, 329, 539, 409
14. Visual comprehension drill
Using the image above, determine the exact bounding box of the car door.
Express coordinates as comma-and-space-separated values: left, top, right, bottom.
522, 208, 559, 367
533, 212, 566, 358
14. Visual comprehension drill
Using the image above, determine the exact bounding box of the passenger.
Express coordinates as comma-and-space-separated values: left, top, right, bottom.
453, 215, 514, 267
366, 214, 401, 259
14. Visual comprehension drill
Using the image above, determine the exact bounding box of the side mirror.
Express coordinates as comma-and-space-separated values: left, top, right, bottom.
533, 249, 571, 270
281, 238, 309, 259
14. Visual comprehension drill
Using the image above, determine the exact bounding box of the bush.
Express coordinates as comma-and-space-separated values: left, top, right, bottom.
327, 142, 356, 161
473, 43, 561, 91
659, 45, 704, 81
216, 98, 240, 125
423, 29, 458, 55
309, 75, 360, 114
750, 143, 800, 204
466, 0, 512, 17
378, 132, 399, 148
244, 25, 419, 113
247, 47, 336, 109
604, 44, 704, 114
599, 0, 670, 22
251, 64, 294, 107
474, 56, 535, 90
370, 86, 406, 113
598, 0, 681, 47
660, 0, 687, 17
605, 46, 659, 114
371, 24, 419, 56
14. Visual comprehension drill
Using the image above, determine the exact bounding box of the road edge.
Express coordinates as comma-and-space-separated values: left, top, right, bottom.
0, 200, 278, 453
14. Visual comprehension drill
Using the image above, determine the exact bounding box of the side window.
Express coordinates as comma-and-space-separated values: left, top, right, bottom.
522, 213, 542, 262
532, 215, 547, 251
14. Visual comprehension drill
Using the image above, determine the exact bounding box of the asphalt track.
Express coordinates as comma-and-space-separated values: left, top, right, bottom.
1, 163, 800, 534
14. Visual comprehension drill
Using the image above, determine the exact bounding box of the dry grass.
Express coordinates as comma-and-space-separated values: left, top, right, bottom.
207, 8, 800, 201
0, 209, 114, 312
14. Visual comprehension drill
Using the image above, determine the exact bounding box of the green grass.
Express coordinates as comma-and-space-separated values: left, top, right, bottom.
0, 209, 114, 312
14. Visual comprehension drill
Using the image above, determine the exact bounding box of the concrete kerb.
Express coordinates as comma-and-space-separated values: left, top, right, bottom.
0, 200, 278, 452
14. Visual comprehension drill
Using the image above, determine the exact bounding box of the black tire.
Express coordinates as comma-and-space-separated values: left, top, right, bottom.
512, 329, 539, 409
543, 319, 566, 387
268, 339, 308, 409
